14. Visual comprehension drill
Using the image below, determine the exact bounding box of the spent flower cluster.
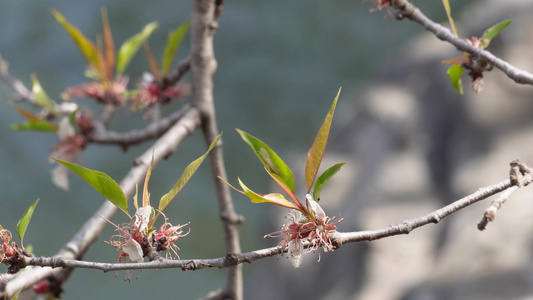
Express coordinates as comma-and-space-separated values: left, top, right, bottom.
225, 88, 344, 267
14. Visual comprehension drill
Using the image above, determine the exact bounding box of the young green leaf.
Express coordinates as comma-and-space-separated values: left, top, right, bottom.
265, 168, 305, 212
442, 0, 459, 37
54, 159, 130, 217
31, 74, 57, 115
11, 286, 24, 300
237, 178, 298, 209
313, 162, 345, 202
479, 19, 512, 49
116, 22, 158, 75
161, 21, 190, 76
305, 87, 341, 193
17, 199, 39, 248
51, 9, 104, 74
447, 64, 464, 94
236, 129, 296, 192
158, 133, 221, 212
10, 120, 58, 132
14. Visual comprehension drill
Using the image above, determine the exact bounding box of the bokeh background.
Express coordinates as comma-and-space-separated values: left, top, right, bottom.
2, 0, 533, 299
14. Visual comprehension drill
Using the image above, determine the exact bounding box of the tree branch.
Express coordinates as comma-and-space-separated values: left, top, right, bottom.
390, 0, 533, 86
1, 107, 202, 299
10, 160, 532, 278
190, 0, 243, 299
87, 104, 194, 150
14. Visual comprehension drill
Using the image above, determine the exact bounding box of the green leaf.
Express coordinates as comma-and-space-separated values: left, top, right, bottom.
11, 286, 24, 300
313, 163, 345, 202
161, 21, 190, 76
480, 19, 512, 49
236, 129, 296, 192
31, 74, 57, 115
51, 9, 104, 74
305, 87, 341, 193
447, 64, 464, 95
116, 22, 158, 75
237, 178, 298, 209
54, 159, 130, 217
17, 199, 39, 248
442, 0, 459, 37
158, 133, 221, 212
10, 120, 58, 132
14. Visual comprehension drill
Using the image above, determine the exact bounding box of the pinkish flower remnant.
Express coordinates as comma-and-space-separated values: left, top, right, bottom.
0, 227, 32, 274
265, 195, 342, 268
105, 206, 189, 267
63, 77, 129, 104
131, 73, 189, 111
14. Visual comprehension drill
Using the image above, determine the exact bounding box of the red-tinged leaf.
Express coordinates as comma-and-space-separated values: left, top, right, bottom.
51, 9, 105, 74
158, 133, 221, 213
313, 162, 344, 202
144, 42, 161, 81
236, 129, 296, 192
143, 152, 155, 208
31, 74, 57, 115
10, 120, 58, 132
133, 184, 139, 210
480, 19, 512, 49
238, 178, 298, 209
161, 21, 189, 76
15, 106, 42, 121
305, 87, 341, 193
54, 159, 130, 218
442, 54, 469, 66
116, 22, 158, 75
265, 168, 305, 212
101, 8, 115, 81
447, 64, 464, 95
17, 198, 39, 248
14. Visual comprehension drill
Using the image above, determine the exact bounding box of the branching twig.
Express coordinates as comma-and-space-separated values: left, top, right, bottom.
0, 53, 35, 103
88, 104, 194, 150
1, 107, 202, 299
478, 160, 533, 230
390, 0, 533, 86
9, 161, 532, 276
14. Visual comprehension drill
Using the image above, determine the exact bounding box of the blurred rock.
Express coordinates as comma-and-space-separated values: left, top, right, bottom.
247, 1, 533, 299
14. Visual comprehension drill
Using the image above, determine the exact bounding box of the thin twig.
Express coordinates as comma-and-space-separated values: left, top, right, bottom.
11, 162, 532, 274
0, 53, 35, 103
88, 104, 194, 150
391, 0, 533, 86
1, 107, 202, 299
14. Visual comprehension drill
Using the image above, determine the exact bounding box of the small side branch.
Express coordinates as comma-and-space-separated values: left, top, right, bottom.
478, 160, 533, 230
0, 53, 35, 103
390, 0, 533, 86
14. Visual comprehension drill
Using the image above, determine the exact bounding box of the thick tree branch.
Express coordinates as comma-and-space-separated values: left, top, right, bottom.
390, 0, 533, 86
190, 0, 243, 299
1, 107, 202, 298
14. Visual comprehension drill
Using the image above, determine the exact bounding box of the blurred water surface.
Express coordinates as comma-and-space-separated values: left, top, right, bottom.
0, 1, 462, 299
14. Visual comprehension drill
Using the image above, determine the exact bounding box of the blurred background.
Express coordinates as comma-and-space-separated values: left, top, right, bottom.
1, 0, 533, 299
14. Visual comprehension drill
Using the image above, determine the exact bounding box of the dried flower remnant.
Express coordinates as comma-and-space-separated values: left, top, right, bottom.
226, 88, 344, 267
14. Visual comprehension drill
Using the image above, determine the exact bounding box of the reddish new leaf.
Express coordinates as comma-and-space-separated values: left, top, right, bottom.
304, 87, 341, 193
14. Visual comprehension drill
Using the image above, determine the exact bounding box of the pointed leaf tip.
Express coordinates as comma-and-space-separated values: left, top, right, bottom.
116, 22, 159, 75
54, 159, 129, 217
158, 133, 221, 212
161, 21, 190, 76
17, 199, 39, 248
236, 129, 296, 192
305, 87, 341, 192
